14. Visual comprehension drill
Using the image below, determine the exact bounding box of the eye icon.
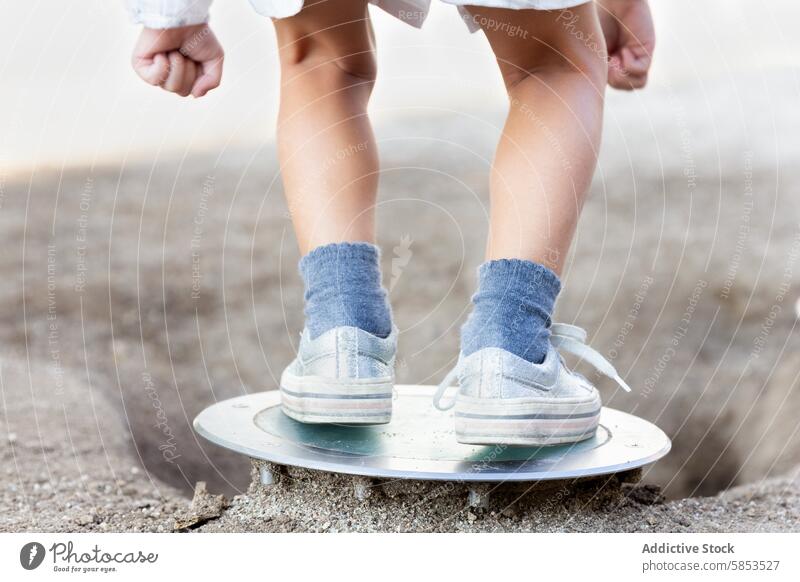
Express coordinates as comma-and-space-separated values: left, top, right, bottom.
20, 542, 46, 570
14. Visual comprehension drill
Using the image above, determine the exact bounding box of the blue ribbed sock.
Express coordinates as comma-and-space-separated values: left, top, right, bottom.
299, 242, 392, 339
460, 259, 561, 364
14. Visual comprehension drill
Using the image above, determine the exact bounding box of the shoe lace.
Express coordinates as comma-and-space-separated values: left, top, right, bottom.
432, 362, 463, 411
549, 323, 631, 393
432, 323, 631, 412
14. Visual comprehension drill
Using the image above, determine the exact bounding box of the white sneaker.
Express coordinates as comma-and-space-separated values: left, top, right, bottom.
280, 326, 396, 425
434, 323, 630, 446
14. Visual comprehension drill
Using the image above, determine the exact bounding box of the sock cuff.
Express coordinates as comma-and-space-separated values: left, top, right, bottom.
477, 258, 561, 299
299, 242, 381, 274
298, 241, 391, 339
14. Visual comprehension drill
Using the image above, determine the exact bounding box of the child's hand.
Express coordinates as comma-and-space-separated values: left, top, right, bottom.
597, 0, 655, 90
132, 25, 224, 98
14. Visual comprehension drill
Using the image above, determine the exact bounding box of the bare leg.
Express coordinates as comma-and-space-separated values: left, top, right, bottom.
275, 0, 378, 254
468, 3, 608, 274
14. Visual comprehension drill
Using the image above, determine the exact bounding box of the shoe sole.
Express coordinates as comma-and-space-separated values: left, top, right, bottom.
280, 372, 393, 425
454, 393, 601, 446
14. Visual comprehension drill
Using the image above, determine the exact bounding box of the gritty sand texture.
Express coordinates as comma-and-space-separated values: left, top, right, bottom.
174, 482, 228, 531
0, 361, 186, 532
194, 462, 800, 533
1, 78, 799, 531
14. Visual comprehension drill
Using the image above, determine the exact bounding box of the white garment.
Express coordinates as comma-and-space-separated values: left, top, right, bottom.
124, 0, 590, 31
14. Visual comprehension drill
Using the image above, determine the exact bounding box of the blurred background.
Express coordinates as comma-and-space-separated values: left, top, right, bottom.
1, 0, 800, 529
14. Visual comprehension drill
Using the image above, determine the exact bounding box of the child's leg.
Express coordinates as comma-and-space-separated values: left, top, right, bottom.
274, 1, 391, 339
461, 3, 607, 363
474, 3, 607, 270
275, 0, 379, 253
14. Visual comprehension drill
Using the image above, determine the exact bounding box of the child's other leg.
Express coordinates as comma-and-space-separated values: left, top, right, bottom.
275, 0, 379, 253
274, 0, 391, 340
461, 3, 607, 363
475, 2, 606, 269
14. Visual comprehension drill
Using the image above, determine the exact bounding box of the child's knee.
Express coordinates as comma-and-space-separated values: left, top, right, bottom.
280, 35, 376, 82
275, 13, 377, 86
473, 4, 607, 94
501, 49, 607, 96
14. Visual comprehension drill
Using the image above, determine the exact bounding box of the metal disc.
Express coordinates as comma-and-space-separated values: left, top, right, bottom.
194, 385, 671, 482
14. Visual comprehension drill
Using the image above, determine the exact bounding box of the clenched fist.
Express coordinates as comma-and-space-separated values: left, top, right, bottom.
597, 0, 655, 90
132, 24, 224, 98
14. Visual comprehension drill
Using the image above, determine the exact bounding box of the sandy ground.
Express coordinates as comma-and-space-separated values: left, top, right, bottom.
0, 361, 184, 532
1, 73, 800, 532
197, 462, 800, 533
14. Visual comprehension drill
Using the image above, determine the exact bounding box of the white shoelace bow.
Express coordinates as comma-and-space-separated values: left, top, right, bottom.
432, 323, 631, 411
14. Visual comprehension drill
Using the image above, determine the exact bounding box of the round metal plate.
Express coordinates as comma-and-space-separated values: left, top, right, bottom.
194, 385, 671, 481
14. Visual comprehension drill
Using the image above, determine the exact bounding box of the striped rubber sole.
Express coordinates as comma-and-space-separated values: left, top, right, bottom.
280, 373, 393, 425
454, 394, 601, 446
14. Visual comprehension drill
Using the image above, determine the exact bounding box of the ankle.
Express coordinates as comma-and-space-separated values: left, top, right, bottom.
299, 242, 392, 339
460, 259, 561, 364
